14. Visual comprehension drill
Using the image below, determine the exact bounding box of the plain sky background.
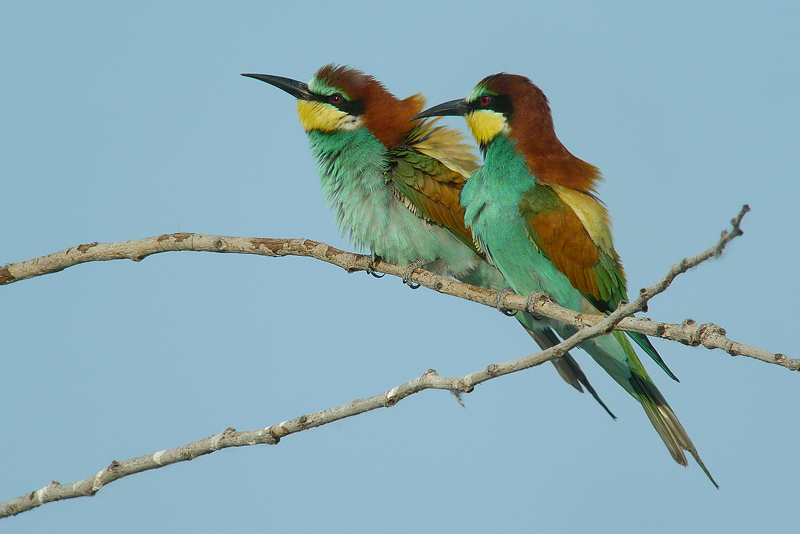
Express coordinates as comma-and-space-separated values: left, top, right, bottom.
2, 1, 798, 532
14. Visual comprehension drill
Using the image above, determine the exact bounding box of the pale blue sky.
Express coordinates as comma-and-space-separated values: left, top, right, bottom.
2, 1, 798, 532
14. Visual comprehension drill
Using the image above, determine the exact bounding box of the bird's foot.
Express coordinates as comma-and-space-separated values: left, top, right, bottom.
525, 292, 544, 320
495, 287, 518, 316
402, 258, 428, 289
365, 253, 385, 278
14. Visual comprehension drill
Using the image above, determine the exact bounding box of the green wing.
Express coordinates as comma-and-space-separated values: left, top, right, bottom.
386, 121, 479, 251
520, 183, 677, 381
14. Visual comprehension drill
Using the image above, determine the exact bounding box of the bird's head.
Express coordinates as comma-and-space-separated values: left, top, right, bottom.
413, 73, 554, 149
414, 73, 599, 193
243, 65, 425, 147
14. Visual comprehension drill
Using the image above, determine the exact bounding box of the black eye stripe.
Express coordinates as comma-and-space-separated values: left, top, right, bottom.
469, 94, 513, 117
311, 92, 365, 116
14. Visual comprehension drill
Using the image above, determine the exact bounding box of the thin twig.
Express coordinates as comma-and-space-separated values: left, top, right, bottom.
0, 294, 654, 518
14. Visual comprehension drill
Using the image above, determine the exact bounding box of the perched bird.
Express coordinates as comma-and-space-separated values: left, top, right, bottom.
414, 73, 716, 486
243, 65, 614, 416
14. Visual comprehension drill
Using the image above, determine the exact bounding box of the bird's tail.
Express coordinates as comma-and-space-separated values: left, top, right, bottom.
628, 366, 718, 488
524, 325, 616, 420
582, 331, 718, 488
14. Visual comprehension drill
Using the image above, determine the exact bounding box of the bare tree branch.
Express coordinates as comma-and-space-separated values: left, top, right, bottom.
0, 204, 794, 518
0, 280, 682, 518
2, 205, 791, 370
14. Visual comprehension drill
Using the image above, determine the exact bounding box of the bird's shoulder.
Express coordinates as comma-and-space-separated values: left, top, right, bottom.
519, 182, 626, 307
385, 120, 479, 246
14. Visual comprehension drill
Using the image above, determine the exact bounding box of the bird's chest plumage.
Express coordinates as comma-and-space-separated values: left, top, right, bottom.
462, 139, 534, 261
308, 130, 394, 249
306, 130, 481, 270
462, 137, 573, 301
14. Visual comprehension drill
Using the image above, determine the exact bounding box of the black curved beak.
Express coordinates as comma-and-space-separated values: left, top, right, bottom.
411, 98, 469, 120
241, 73, 312, 100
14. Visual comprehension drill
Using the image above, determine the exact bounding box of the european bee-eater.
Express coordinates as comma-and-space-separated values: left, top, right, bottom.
243, 65, 614, 416
415, 73, 716, 486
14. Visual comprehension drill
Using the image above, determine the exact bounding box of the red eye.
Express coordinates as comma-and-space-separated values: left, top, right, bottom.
479, 95, 492, 107
329, 93, 343, 104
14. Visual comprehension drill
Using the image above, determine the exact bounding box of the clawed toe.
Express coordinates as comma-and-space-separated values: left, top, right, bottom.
495, 287, 518, 316
402, 258, 428, 289
525, 292, 544, 320
365, 254, 385, 278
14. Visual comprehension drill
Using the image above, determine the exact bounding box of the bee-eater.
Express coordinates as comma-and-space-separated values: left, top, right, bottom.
414, 73, 716, 486
243, 65, 614, 417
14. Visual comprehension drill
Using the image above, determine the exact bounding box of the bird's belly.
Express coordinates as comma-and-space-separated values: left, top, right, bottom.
343, 191, 495, 283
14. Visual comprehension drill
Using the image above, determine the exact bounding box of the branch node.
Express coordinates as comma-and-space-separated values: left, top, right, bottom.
603, 322, 616, 334
486, 363, 500, 376
385, 385, 404, 406
169, 232, 192, 243
723, 341, 739, 356
247, 238, 277, 256
698, 323, 722, 342
90, 469, 105, 494
211, 428, 234, 450
578, 313, 594, 328
270, 422, 290, 439
153, 450, 168, 466
77, 242, 98, 253
36, 484, 51, 503
385, 395, 399, 407
0, 266, 15, 285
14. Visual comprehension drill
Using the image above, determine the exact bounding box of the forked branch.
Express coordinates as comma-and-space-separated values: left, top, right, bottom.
0, 205, 793, 518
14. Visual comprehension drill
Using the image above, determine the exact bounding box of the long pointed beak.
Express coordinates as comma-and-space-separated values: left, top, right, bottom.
411, 98, 469, 120
241, 73, 313, 100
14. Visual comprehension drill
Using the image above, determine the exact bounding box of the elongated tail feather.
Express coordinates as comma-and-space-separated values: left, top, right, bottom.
591, 294, 679, 382
628, 331, 679, 382
575, 330, 717, 486
527, 327, 616, 420
629, 373, 718, 488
